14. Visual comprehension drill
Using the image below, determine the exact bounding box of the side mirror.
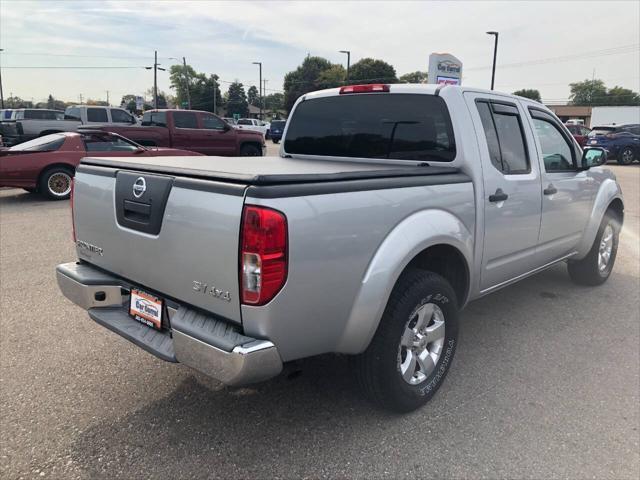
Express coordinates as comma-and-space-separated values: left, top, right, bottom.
582, 147, 607, 168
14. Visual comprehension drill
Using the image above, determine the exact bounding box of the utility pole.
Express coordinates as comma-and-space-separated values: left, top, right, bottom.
106, 90, 110, 106
154, 50, 158, 108
79, 93, 83, 105
0, 48, 4, 109
183, 57, 191, 109
339, 50, 351, 82
213, 78, 217, 115
252, 61, 262, 119
145, 51, 165, 109
486, 31, 499, 90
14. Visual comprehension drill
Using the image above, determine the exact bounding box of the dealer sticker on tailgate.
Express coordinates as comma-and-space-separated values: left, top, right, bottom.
129, 289, 163, 330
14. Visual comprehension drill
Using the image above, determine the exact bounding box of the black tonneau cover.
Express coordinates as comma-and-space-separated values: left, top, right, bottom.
80, 155, 462, 186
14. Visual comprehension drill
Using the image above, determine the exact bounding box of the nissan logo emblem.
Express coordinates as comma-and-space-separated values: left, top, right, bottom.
133, 177, 146, 198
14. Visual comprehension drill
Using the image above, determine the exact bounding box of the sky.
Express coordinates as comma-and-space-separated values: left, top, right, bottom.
1, 0, 639, 106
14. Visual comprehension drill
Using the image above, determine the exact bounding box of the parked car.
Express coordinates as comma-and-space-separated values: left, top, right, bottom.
0, 106, 138, 146
0, 131, 201, 200
269, 119, 286, 144
85, 109, 265, 156
236, 118, 270, 138
57, 84, 623, 413
586, 124, 640, 164
565, 123, 591, 147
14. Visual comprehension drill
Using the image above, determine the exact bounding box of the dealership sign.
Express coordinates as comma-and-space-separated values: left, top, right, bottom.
428, 53, 463, 86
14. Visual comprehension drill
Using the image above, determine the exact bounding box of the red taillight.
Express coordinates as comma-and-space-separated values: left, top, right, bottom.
240, 205, 287, 305
339, 84, 390, 94
70, 177, 76, 242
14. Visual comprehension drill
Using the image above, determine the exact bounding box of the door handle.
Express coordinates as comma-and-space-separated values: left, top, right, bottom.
543, 185, 558, 195
488, 188, 508, 202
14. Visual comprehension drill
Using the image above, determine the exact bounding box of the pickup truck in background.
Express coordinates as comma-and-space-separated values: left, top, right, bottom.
57, 84, 623, 413
0, 106, 138, 146
86, 109, 266, 156
236, 118, 270, 138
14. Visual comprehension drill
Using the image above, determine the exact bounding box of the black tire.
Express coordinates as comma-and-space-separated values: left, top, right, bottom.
272, 139, 280, 144
39, 166, 74, 200
617, 146, 635, 165
240, 144, 262, 156
568, 212, 619, 286
354, 269, 459, 413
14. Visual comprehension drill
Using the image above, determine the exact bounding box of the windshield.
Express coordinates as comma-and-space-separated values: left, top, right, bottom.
284, 93, 456, 162
237, 119, 253, 125
9, 133, 66, 151
588, 127, 616, 137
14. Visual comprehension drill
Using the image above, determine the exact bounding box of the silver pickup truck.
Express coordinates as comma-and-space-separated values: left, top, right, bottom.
57, 84, 624, 412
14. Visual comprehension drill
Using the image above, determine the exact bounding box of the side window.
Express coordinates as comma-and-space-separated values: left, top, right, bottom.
87, 108, 108, 122
141, 111, 167, 127
65, 108, 81, 120
476, 100, 529, 174
531, 117, 576, 172
173, 112, 198, 129
110, 109, 133, 123
202, 114, 225, 130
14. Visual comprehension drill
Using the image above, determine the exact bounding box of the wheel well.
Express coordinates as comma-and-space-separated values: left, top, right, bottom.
607, 198, 624, 224
240, 141, 262, 152
404, 244, 469, 307
37, 163, 75, 189
39, 130, 63, 137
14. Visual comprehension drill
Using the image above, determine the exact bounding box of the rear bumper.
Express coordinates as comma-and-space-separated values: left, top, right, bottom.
56, 262, 283, 386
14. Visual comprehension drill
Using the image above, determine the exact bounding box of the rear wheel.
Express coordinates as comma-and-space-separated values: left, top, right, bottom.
240, 144, 262, 156
39, 166, 73, 200
354, 269, 459, 413
272, 139, 279, 144
617, 147, 635, 165
568, 212, 619, 285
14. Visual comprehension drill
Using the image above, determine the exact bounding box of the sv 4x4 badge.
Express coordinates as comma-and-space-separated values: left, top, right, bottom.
192, 281, 231, 302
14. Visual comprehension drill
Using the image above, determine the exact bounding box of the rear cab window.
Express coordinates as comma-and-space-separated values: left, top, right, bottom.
87, 108, 108, 122
284, 93, 456, 162
141, 111, 167, 127
173, 111, 198, 129
475, 100, 530, 174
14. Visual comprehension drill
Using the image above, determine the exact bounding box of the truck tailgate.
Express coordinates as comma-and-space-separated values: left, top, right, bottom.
73, 163, 245, 324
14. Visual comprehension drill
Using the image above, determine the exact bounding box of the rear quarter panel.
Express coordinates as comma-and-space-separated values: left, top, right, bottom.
241, 182, 475, 362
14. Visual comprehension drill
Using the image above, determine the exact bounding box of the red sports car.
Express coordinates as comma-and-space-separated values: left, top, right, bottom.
0, 131, 202, 200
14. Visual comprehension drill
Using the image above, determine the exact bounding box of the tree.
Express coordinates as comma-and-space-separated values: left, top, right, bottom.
264, 92, 284, 112
605, 86, 640, 106
226, 81, 249, 117
5, 96, 33, 108
247, 85, 259, 106
283, 56, 335, 112
316, 64, 346, 89
169, 64, 222, 112
348, 58, 397, 85
47, 94, 55, 109
513, 89, 542, 102
399, 71, 428, 84
569, 79, 608, 106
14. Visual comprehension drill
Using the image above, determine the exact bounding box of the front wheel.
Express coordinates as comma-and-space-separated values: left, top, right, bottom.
568, 212, 620, 285
39, 167, 73, 200
617, 147, 635, 165
354, 269, 459, 413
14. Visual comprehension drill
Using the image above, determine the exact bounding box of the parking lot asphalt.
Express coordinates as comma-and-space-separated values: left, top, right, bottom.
1, 156, 638, 479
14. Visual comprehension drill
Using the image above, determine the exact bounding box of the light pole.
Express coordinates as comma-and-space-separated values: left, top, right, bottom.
486, 31, 499, 90
339, 50, 350, 82
145, 51, 166, 108
252, 62, 262, 119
